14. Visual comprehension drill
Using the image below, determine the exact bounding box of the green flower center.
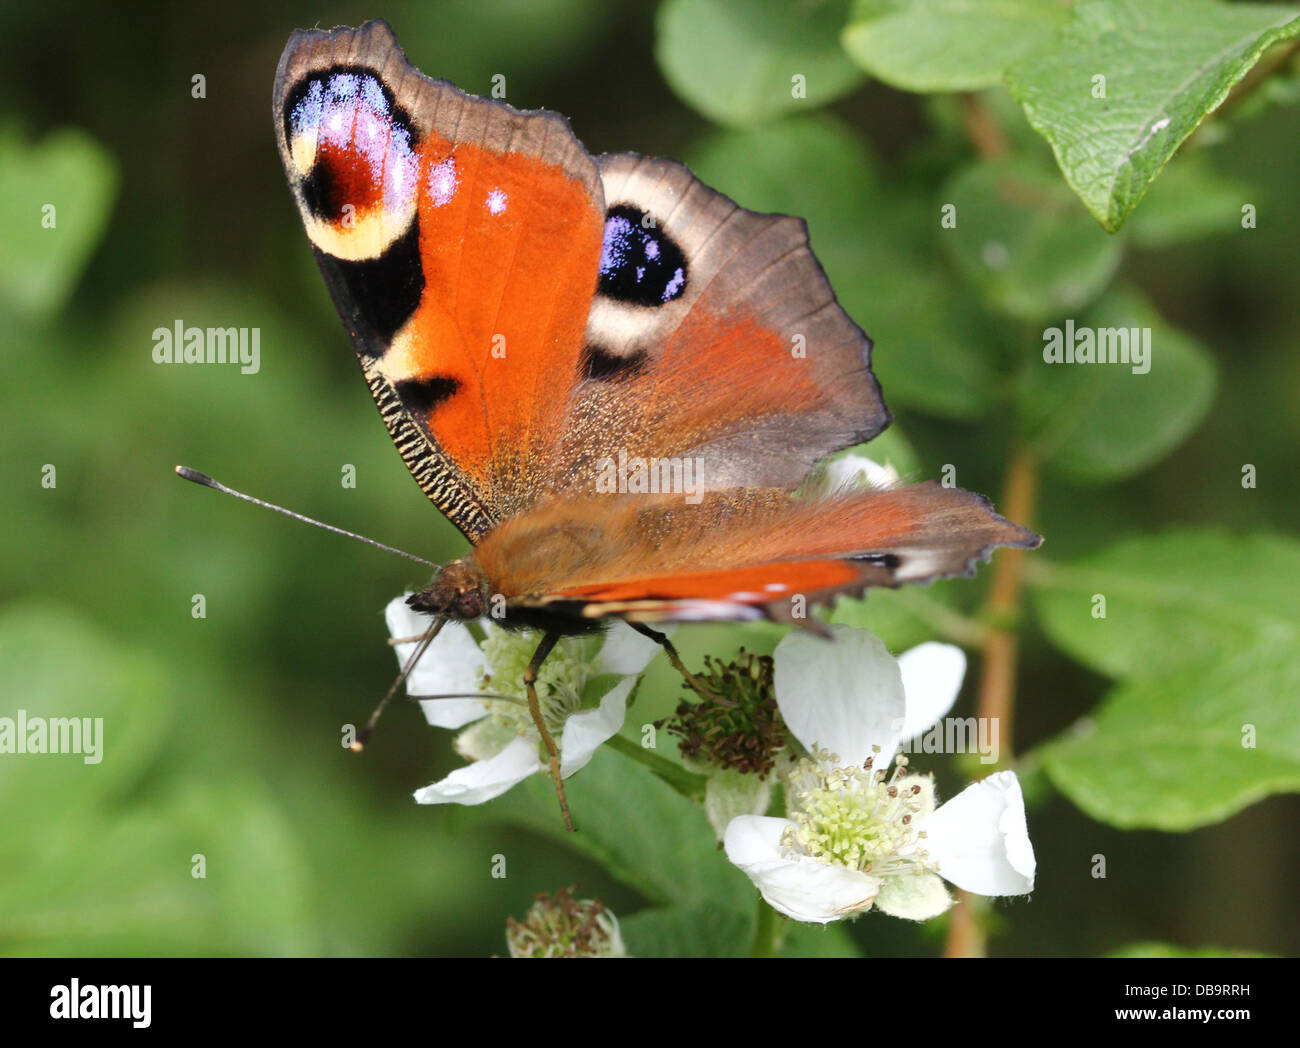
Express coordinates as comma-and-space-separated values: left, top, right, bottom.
783, 749, 932, 876
478, 627, 589, 739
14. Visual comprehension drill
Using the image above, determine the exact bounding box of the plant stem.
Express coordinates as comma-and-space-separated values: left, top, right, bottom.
606, 733, 708, 802
976, 443, 1038, 763
960, 92, 1008, 158
944, 443, 1039, 959
942, 890, 987, 958
750, 896, 780, 958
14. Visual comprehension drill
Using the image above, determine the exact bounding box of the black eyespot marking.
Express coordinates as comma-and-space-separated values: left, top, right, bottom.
395, 375, 461, 417
318, 219, 425, 351
581, 343, 647, 381
300, 159, 346, 223
597, 205, 687, 307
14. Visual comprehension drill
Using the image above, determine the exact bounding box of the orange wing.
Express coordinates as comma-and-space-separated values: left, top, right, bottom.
274, 20, 606, 538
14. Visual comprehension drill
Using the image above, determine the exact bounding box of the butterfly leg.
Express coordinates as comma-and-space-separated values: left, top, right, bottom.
524, 630, 575, 833
627, 623, 713, 696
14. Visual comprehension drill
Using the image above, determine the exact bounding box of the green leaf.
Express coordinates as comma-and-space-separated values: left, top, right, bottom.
0, 601, 171, 835
1041, 637, 1300, 830
621, 902, 864, 957
941, 157, 1124, 321
831, 579, 977, 651
688, 118, 1002, 419
0, 126, 117, 320
1, 779, 316, 956
656, 0, 866, 127
494, 744, 751, 912
1031, 529, 1300, 680
1107, 941, 1274, 958
1018, 287, 1217, 483
685, 114, 881, 235
843, 0, 1068, 92
1126, 153, 1251, 248
867, 289, 1005, 420
780, 920, 865, 957
622, 905, 753, 957
0, 603, 316, 955
1006, 0, 1300, 231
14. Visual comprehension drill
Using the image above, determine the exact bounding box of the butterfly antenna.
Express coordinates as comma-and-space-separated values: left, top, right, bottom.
353, 615, 447, 752
175, 466, 439, 569
416, 692, 525, 704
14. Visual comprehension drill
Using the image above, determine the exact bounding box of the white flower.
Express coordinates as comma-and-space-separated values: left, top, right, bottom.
385, 597, 662, 806
805, 453, 901, 499
896, 641, 966, 744
724, 625, 1035, 924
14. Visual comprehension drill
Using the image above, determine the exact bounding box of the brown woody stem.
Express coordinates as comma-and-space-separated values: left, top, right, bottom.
943, 443, 1039, 959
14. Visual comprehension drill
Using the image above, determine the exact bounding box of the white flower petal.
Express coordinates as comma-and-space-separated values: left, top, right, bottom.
874, 871, 953, 920
922, 770, 1035, 896
595, 620, 672, 676
412, 735, 542, 806
385, 597, 488, 728
559, 676, 635, 778
723, 816, 882, 924
418, 694, 492, 730
898, 642, 967, 741
774, 625, 906, 767
723, 814, 789, 865
823, 453, 900, 493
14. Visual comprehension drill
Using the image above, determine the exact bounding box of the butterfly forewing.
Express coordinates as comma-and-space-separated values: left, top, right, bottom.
275, 19, 606, 538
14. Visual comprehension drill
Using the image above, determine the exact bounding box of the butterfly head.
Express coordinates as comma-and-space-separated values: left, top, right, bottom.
406, 558, 491, 621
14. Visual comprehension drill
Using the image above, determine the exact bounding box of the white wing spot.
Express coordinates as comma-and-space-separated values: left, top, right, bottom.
428, 157, 459, 208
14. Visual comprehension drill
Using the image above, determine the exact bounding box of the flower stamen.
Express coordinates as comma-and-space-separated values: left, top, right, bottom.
780, 747, 936, 878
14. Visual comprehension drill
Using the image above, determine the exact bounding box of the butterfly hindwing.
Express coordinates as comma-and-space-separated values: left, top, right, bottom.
557, 154, 890, 495
473, 483, 1038, 624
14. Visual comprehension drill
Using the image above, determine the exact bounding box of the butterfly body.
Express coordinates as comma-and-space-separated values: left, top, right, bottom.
404, 557, 602, 636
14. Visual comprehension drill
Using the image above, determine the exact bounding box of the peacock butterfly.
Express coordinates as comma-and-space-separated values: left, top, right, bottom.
271, 19, 1039, 827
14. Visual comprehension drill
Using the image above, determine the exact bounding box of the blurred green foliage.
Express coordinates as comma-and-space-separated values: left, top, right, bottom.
1, 0, 1298, 957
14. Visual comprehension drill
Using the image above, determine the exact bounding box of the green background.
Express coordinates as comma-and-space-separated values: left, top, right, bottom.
1, 0, 1297, 957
